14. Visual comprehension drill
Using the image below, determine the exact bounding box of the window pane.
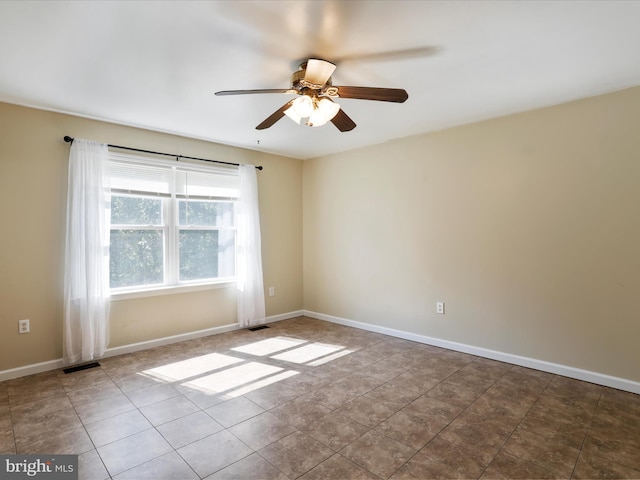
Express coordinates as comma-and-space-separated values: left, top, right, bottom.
179, 201, 234, 227
179, 229, 235, 281
110, 230, 164, 288
111, 195, 162, 225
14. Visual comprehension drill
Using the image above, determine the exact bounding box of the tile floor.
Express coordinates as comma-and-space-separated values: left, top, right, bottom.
1, 316, 640, 479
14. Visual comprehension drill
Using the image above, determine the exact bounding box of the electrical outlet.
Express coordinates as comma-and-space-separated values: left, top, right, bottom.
268, 287, 275, 297
436, 302, 445, 314
19, 319, 30, 334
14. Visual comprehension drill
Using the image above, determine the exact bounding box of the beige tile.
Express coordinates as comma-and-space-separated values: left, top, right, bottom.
16, 426, 93, 455
481, 450, 559, 479
445, 367, 497, 392
67, 380, 123, 407
499, 429, 580, 477
493, 369, 550, 397
572, 451, 640, 480
99, 353, 146, 374
258, 430, 334, 478
205, 396, 264, 428
114, 451, 199, 479
582, 434, 640, 471
517, 405, 589, 449
125, 382, 181, 408
177, 429, 253, 478
531, 393, 599, 424
139, 395, 199, 426
13, 403, 83, 445
424, 379, 484, 408
376, 370, 440, 398
466, 393, 532, 429
409, 393, 464, 419
10, 393, 74, 420
206, 452, 288, 480
4, 318, 640, 480
59, 367, 113, 392
302, 383, 361, 411
182, 386, 228, 409
8, 374, 66, 406
300, 453, 379, 480
438, 412, 513, 466
111, 372, 164, 393
269, 395, 332, 428
75, 391, 136, 425
375, 403, 451, 450
0, 416, 15, 454
337, 394, 403, 428
98, 428, 173, 477
341, 430, 417, 479
302, 411, 369, 451
85, 409, 152, 447
391, 437, 485, 479
545, 376, 603, 399
243, 382, 305, 410
157, 411, 224, 449
229, 411, 296, 450
78, 449, 110, 480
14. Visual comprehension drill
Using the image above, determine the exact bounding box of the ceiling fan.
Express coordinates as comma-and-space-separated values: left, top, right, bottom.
215, 58, 408, 132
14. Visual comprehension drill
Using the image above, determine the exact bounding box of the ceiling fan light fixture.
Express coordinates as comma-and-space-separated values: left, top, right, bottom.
291, 95, 314, 118
283, 105, 302, 124
307, 97, 341, 127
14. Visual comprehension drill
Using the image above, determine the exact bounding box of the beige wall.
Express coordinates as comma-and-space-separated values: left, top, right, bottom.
3, 86, 640, 383
0, 102, 303, 371
303, 86, 640, 383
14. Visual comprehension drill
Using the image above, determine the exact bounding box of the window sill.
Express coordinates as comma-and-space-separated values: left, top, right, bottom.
109, 280, 236, 301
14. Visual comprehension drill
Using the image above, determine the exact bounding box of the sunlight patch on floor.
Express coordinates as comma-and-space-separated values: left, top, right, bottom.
271, 342, 344, 364
231, 336, 307, 356
306, 348, 354, 366
181, 361, 285, 395
141, 352, 243, 382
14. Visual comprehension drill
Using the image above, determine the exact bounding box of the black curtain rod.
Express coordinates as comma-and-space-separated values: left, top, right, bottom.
63, 136, 263, 170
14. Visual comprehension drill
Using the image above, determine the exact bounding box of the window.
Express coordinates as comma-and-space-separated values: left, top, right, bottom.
108, 153, 238, 293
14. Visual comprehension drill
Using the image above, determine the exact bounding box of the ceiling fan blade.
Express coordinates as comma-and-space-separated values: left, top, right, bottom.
304, 59, 336, 86
332, 86, 408, 103
332, 46, 441, 64
255, 101, 293, 130
215, 89, 295, 96
331, 109, 356, 132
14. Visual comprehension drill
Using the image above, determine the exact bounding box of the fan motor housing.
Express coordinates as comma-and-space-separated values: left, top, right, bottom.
291, 66, 332, 91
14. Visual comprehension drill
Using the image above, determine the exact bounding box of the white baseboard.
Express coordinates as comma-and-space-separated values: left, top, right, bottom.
303, 310, 640, 395
0, 310, 304, 382
102, 323, 241, 359
0, 358, 66, 383
265, 310, 305, 324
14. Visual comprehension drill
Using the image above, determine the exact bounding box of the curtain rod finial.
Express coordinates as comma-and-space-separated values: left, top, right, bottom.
64, 136, 74, 143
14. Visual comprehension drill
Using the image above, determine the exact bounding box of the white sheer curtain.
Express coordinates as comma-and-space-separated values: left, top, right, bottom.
236, 164, 266, 327
63, 139, 111, 364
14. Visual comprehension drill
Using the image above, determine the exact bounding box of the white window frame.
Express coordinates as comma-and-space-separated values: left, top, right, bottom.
108, 152, 238, 300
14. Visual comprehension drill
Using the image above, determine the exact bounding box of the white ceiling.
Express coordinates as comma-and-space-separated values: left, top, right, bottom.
1, 1, 639, 160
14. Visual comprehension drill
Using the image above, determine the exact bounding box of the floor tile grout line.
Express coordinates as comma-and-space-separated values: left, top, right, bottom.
383, 362, 522, 480
335, 353, 492, 479
93, 359, 289, 480
5, 318, 640, 479
76, 365, 127, 480
476, 372, 567, 479
569, 388, 604, 479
